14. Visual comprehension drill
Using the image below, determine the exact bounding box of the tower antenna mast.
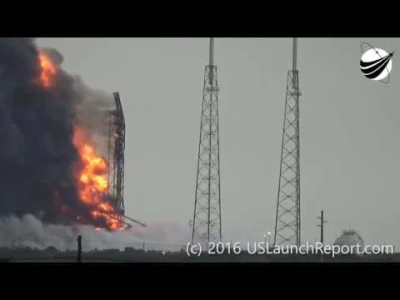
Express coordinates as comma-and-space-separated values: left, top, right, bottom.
191, 38, 222, 246
273, 38, 301, 247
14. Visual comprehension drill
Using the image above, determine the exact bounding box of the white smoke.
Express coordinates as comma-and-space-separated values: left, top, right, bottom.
0, 214, 189, 252
71, 75, 115, 158
72, 75, 115, 134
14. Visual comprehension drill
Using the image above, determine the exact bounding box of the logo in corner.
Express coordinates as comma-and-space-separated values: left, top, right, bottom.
360, 42, 394, 83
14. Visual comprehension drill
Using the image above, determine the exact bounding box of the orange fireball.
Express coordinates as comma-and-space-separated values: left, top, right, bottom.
73, 126, 124, 231
73, 127, 108, 205
38, 52, 56, 87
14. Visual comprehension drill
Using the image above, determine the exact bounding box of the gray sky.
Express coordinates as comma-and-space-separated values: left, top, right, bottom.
37, 38, 400, 248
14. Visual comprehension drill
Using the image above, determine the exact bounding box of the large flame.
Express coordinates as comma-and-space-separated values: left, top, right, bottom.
73, 127, 108, 204
37, 50, 124, 231
72, 127, 124, 231
39, 52, 56, 87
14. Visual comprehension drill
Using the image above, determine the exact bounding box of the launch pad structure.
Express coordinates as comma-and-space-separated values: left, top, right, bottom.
107, 92, 126, 215
106, 92, 146, 228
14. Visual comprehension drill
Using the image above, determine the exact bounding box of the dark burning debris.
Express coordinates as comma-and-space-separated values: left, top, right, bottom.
0, 38, 124, 231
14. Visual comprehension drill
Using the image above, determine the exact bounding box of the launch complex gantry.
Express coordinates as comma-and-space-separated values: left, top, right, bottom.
106, 92, 146, 228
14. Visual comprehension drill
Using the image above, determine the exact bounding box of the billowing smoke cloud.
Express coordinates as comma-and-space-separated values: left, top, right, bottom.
0, 214, 188, 252
0, 38, 186, 251
0, 38, 116, 230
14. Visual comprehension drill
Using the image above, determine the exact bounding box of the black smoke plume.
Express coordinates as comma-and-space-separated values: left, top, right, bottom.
0, 38, 114, 228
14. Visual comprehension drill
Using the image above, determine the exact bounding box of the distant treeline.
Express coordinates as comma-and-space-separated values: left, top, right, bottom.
0, 247, 399, 262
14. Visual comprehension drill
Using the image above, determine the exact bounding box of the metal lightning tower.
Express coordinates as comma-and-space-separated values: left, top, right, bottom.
191, 38, 222, 246
107, 92, 126, 216
273, 38, 301, 247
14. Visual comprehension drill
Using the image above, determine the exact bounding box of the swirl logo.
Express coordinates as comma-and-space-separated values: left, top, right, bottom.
360, 42, 394, 83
